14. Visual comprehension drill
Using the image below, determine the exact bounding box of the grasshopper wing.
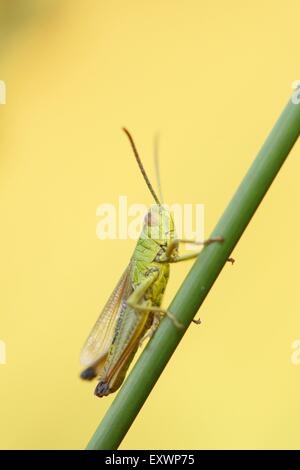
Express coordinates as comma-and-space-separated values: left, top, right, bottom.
80, 265, 132, 378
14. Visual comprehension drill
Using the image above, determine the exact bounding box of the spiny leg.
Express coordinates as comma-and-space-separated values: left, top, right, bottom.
160, 237, 234, 264
160, 237, 233, 324
128, 301, 184, 330
164, 236, 224, 259
139, 313, 161, 346
168, 252, 235, 264
126, 271, 184, 329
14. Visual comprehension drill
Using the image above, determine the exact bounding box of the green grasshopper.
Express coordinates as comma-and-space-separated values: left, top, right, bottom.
80, 128, 224, 397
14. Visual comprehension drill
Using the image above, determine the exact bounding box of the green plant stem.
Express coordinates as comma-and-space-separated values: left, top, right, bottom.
86, 96, 300, 450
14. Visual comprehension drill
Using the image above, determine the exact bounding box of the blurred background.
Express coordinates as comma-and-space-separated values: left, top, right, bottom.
0, 0, 300, 450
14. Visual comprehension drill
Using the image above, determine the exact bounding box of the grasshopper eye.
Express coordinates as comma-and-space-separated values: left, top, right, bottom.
144, 211, 159, 227
143, 213, 150, 225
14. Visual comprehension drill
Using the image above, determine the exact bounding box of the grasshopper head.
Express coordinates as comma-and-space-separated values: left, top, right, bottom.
122, 129, 176, 247
142, 204, 175, 245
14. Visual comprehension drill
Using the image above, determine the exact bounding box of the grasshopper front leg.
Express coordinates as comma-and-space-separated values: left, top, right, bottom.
165, 236, 223, 259
161, 237, 234, 264
159, 236, 233, 324
126, 270, 184, 330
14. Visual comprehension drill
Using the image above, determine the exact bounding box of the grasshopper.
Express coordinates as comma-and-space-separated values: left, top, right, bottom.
80, 128, 224, 397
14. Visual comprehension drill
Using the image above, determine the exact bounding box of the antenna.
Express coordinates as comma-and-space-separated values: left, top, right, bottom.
122, 128, 161, 206
154, 133, 164, 204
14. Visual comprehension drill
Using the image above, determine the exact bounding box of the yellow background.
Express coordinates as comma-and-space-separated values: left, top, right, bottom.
0, 0, 300, 450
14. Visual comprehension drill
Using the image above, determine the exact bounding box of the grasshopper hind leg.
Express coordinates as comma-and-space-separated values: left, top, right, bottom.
139, 313, 161, 347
